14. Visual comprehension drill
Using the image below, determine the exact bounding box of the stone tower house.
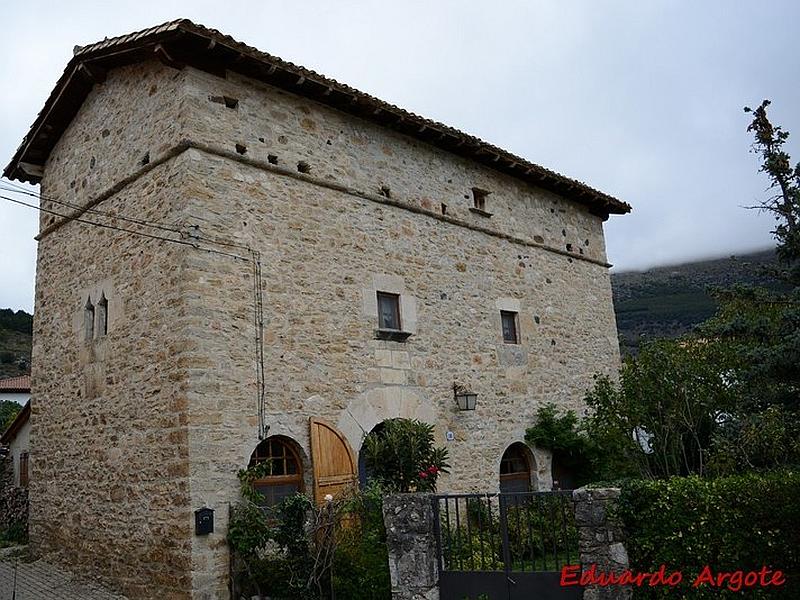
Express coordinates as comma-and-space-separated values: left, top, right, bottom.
5, 20, 630, 600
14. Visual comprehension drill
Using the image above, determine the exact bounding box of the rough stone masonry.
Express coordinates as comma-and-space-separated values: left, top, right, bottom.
5, 20, 630, 600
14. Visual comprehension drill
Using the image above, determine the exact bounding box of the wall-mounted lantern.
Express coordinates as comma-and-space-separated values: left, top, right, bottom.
453, 384, 477, 411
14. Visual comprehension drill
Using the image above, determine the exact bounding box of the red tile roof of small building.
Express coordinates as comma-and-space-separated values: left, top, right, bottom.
0, 375, 30, 393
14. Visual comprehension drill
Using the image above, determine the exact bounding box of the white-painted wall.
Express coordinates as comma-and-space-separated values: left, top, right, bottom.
7, 416, 31, 487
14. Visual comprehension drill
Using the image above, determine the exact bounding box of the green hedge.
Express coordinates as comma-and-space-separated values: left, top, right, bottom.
617, 472, 800, 598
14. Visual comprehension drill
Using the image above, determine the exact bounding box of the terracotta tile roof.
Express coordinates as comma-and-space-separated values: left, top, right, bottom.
0, 375, 30, 393
4, 19, 631, 217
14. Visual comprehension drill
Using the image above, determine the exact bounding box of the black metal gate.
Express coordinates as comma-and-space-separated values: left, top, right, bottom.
433, 491, 583, 600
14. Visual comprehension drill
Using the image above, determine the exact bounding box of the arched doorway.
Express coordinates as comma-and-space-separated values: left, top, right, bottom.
551, 458, 577, 491
247, 436, 304, 507
499, 442, 534, 493
358, 421, 387, 488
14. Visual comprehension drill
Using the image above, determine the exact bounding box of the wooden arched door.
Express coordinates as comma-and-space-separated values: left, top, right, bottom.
309, 417, 357, 504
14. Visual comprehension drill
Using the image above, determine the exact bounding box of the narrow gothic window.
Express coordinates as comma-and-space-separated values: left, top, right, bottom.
377, 292, 401, 330
84, 297, 95, 341
97, 293, 108, 337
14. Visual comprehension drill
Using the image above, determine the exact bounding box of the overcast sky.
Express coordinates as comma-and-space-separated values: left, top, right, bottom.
1, 1, 798, 312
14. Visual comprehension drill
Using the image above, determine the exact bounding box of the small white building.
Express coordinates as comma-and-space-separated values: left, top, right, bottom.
1, 375, 31, 488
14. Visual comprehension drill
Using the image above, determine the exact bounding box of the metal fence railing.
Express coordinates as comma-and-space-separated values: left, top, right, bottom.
433, 491, 578, 574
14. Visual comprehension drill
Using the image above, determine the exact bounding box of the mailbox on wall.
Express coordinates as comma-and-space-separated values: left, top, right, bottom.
195, 507, 214, 536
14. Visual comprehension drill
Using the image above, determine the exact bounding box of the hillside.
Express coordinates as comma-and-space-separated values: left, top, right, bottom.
0, 309, 32, 378
612, 249, 784, 355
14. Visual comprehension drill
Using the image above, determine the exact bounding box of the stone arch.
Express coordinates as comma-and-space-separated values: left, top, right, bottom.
337, 387, 437, 453
241, 433, 311, 505
357, 421, 387, 488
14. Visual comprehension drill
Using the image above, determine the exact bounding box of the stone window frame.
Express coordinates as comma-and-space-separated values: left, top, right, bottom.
377, 291, 402, 331
495, 297, 522, 345
500, 310, 520, 344
84, 297, 95, 341
363, 275, 417, 342
77, 281, 117, 344
469, 187, 493, 217
96, 293, 109, 337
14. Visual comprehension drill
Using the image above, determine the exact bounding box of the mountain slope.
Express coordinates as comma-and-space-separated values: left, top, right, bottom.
611, 249, 784, 354
0, 309, 32, 378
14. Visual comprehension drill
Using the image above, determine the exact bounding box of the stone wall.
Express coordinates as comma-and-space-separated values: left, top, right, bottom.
382, 493, 439, 600
0, 455, 28, 534
573, 488, 631, 600
34, 135, 196, 597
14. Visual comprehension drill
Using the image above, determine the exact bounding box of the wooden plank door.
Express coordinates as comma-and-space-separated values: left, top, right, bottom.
309, 417, 357, 504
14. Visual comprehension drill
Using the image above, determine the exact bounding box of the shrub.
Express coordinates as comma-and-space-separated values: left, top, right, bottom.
616, 471, 800, 598
228, 464, 390, 600
0, 520, 28, 548
362, 418, 450, 492
330, 483, 391, 599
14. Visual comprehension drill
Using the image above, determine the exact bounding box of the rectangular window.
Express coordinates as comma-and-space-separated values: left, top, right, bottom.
501, 311, 519, 344
472, 187, 490, 211
377, 292, 401, 331
19, 452, 29, 488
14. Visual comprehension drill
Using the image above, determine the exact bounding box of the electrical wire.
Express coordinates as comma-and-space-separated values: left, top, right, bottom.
0, 193, 249, 262
0, 179, 254, 254
1, 183, 268, 435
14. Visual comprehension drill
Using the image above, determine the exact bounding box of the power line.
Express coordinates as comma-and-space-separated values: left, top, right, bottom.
0, 193, 249, 262
0, 179, 253, 255
1, 189, 269, 436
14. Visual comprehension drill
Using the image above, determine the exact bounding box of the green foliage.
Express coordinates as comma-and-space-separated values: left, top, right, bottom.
0, 400, 21, 432
228, 465, 390, 599
0, 520, 28, 548
330, 482, 391, 600
525, 403, 601, 487
584, 338, 739, 479
0, 309, 32, 335
362, 418, 450, 492
616, 471, 800, 598
443, 496, 578, 573
744, 100, 800, 282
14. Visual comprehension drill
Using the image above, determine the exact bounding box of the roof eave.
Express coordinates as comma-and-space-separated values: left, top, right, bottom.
4, 20, 632, 216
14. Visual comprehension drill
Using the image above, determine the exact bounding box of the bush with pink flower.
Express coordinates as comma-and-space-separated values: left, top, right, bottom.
362, 418, 450, 492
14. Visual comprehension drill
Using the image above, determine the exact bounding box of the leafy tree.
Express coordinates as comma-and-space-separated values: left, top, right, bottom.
362, 418, 449, 492
744, 100, 800, 282
0, 400, 21, 432
0, 309, 33, 335
584, 339, 738, 478
583, 101, 800, 479
525, 403, 628, 486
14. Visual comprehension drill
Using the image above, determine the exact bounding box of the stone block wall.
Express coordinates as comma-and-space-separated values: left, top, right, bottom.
382, 493, 439, 600
33, 151, 197, 596
0, 455, 28, 535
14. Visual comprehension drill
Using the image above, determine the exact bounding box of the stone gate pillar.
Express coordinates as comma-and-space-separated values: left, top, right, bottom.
573, 487, 631, 600
382, 493, 439, 600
